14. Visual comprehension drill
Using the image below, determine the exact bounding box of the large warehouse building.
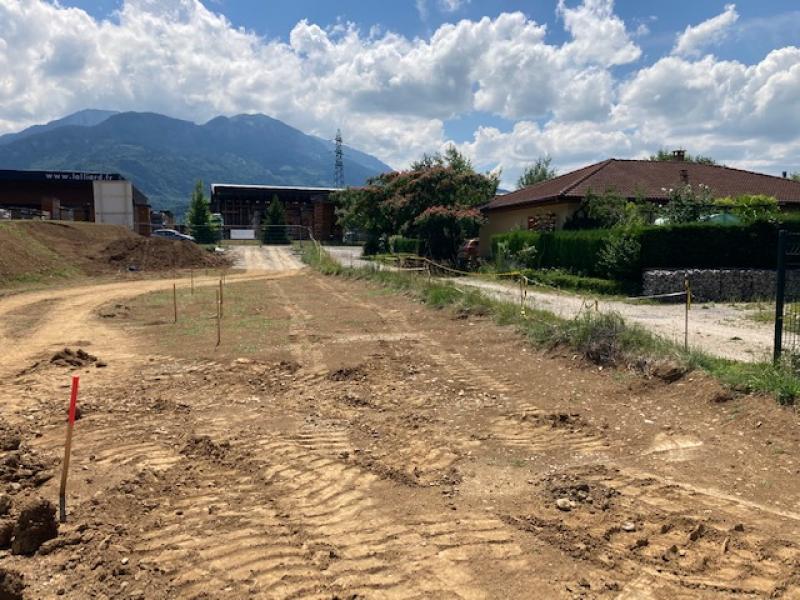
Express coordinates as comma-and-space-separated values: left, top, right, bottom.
210, 183, 341, 241
0, 169, 151, 235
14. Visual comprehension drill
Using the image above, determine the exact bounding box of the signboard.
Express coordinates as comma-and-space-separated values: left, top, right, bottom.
231, 229, 256, 240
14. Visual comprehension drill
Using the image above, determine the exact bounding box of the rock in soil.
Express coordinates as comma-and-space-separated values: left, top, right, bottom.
0, 567, 24, 600
0, 520, 13, 549
0, 425, 21, 452
11, 498, 58, 556
556, 498, 574, 511
650, 360, 688, 383
0, 495, 11, 517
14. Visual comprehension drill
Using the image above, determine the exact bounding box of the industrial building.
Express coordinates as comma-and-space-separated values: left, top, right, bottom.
0, 169, 151, 235
210, 183, 341, 241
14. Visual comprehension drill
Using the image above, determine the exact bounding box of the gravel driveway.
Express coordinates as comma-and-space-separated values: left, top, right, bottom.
325, 246, 775, 362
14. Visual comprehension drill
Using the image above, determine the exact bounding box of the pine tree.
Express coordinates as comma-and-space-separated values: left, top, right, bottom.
187, 181, 215, 244
262, 195, 289, 244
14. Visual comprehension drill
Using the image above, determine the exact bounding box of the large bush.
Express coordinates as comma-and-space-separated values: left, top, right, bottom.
335, 146, 497, 260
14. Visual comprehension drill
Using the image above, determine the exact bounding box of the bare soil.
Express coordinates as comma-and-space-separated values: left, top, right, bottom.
0, 248, 799, 598
0, 221, 227, 286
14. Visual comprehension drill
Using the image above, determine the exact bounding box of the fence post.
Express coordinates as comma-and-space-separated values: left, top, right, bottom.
216, 289, 222, 347
774, 230, 788, 363
684, 276, 691, 351
173, 283, 178, 324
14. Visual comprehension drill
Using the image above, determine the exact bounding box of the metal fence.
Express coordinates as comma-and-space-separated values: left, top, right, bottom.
216, 224, 315, 245
773, 230, 800, 362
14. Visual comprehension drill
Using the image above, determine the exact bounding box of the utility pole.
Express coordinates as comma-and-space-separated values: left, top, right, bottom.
334, 129, 344, 188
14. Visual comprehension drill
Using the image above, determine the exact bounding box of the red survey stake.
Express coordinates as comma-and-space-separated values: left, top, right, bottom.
59, 375, 80, 523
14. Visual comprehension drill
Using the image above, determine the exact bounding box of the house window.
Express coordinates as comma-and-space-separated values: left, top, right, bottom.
527, 213, 556, 232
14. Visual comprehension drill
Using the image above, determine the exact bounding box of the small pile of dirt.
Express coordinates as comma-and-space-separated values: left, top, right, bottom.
181, 435, 230, 461
328, 366, 368, 382
11, 498, 58, 555
543, 472, 619, 511
50, 348, 101, 368
99, 303, 131, 319
0, 567, 25, 600
100, 237, 227, 271
0, 446, 55, 490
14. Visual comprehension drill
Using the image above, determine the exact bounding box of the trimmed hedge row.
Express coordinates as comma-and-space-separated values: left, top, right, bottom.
389, 235, 422, 254
492, 229, 612, 277
492, 220, 800, 276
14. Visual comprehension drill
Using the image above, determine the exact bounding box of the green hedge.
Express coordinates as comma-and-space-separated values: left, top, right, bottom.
492, 229, 613, 277
639, 221, 800, 269
492, 220, 800, 276
389, 235, 422, 254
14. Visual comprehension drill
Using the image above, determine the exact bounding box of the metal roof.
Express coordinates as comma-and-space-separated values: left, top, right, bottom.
211, 183, 342, 193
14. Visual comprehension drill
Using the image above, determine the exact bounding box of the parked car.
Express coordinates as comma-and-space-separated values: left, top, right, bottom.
152, 229, 196, 243
457, 238, 480, 267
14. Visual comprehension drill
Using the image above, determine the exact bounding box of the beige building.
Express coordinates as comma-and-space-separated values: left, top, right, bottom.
480, 156, 800, 256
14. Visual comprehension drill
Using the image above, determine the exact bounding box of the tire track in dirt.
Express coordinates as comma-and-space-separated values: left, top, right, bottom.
308, 274, 800, 597
506, 464, 800, 597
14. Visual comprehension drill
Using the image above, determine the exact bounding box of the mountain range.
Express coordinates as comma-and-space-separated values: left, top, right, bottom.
0, 110, 392, 215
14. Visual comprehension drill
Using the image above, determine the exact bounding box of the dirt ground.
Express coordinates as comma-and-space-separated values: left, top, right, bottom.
323, 246, 775, 363
1, 246, 800, 599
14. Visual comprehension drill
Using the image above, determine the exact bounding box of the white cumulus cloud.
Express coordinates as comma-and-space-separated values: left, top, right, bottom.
673, 4, 739, 57
0, 0, 798, 185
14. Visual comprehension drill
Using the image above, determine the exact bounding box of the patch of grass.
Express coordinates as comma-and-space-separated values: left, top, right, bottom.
519, 268, 632, 297
305, 245, 800, 404
116, 280, 292, 361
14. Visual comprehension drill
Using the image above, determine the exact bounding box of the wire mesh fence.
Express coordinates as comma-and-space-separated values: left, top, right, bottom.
773, 231, 800, 363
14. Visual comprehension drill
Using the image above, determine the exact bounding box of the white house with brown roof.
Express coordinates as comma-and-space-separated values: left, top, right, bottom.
480, 158, 800, 255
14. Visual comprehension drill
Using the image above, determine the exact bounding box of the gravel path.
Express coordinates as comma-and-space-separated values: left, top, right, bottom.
325, 246, 775, 363
228, 245, 304, 271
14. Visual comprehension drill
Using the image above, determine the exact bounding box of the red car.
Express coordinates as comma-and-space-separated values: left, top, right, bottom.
458, 238, 480, 266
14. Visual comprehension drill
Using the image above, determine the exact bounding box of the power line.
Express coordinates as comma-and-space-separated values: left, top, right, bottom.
334, 129, 344, 188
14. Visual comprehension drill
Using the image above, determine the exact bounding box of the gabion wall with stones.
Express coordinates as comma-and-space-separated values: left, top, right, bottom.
642, 269, 800, 302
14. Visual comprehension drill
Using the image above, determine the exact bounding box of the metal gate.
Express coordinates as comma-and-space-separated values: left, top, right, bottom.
773, 230, 800, 361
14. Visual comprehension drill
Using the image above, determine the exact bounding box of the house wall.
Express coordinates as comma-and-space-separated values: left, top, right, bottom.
479, 201, 578, 256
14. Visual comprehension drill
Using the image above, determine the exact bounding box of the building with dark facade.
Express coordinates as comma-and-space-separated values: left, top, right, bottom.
210, 183, 341, 241
0, 169, 151, 235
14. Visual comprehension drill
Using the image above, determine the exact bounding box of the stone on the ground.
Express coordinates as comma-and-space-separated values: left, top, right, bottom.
555, 498, 573, 511
11, 498, 58, 555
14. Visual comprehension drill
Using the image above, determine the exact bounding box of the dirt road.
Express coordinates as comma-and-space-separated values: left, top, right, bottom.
228, 245, 304, 271
1, 249, 799, 598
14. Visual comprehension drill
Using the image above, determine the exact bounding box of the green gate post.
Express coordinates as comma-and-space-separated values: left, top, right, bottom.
774, 230, 788, 363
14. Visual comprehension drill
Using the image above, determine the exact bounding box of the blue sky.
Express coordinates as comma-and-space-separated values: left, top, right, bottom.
1, 0, 799, 185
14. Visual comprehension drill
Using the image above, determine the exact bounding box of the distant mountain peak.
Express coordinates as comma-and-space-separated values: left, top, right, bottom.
0, 109, 119, 145
0, 109, 392, 217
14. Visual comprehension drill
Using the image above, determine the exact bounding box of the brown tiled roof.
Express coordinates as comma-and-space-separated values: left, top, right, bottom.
486, 159, 800, 211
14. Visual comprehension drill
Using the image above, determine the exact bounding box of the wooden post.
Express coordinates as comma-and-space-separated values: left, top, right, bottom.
190, 269, 194, 295
59, 376, 80, 523
684, 276, 691, 351
219, 279, 224, 319
173, 283, 178, 324
216, 289, 221, 347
